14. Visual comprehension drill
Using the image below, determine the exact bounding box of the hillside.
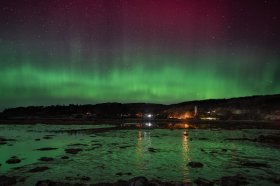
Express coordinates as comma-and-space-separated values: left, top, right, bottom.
0, 94, 280, 121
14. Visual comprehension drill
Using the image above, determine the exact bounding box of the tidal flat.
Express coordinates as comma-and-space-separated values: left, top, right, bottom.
0, 122, 280, 185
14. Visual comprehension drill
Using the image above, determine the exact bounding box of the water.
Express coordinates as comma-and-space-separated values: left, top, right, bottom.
0, 123, 279, 185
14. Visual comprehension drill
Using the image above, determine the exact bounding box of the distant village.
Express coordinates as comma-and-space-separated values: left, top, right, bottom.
75, 105, 280, 121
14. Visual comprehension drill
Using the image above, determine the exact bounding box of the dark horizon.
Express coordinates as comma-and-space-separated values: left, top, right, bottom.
1, 93, 279, 112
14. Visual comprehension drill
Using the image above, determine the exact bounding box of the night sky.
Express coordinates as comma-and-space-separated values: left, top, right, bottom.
0, 0, 280, 109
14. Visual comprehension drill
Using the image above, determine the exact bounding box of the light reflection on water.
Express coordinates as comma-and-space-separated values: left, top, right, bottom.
181, 130, 190, 182
0, 123, 280, 186
135, 130, 144, 170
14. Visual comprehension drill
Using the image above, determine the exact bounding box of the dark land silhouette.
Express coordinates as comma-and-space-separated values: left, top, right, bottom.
1, 94, 280, 124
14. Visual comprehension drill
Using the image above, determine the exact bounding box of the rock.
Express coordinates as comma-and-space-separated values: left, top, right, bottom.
36, 180, 48, 186
187, 161, 204, 168
65, 148, 83, 154
225, 138, 250, 141
65, 176, 91, 182
38, 157, 54, 162
36, 180, 75, 186
119, 145, 131, 149
36, 147, 58, 151
0, 176, 17, 186
148, 147, 158, 152
149, 179, 187, 186
271, 176, 280, 184
87, 144, 103, 151
61, 156, 69, 159
13, 166, 23, 170
194, 178, 214, 186
68, 143, 89, 147
116, 180, 129, 186
198, 138, 208, 140
240, 161, 270, 168
91, 143, 102, 147
220, 174, 248, 186
28, 166, 49, 173
0, 137, 13, 145
129, 176, 148, 186
0, 137, 7, 141
255, 135, 280, 145
80, 176, 90, 181
6, 157, 21, 164
148, 180, 163, 186
43, 136, 52, 139
65, 176, 73, 181
116, 172, 123, 176
0, 137, 16, 142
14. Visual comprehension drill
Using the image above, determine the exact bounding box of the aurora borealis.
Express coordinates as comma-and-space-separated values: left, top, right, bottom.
0, 0, 280, 109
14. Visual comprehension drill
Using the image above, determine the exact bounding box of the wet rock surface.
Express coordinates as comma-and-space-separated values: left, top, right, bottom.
1, 123, 280, 186
36, 180, 80, 186
65, 148, 83, 154
89, 143, 103, 150
220, 174, 248, 186
187, 161, 204, 168
28, 166, 49, 173
43, 135, 55, 139
128, 176, 148, 186
0, 137, 16, 145
65, 176, 91, 182
68, 143, 89, 147
115, 172, 132, 176
61, 156, 69, 159
119, 145, 132, 149
0, 141, 7, 145
240, 160, 270, 168
194, 178, 214, 186
148, 147, 159, 153
254, 134, 280, 146
0, 176, 18, 186
6, 157, 21, 164
225, 138, 251, 141
270, 176, 280, 184
35, 177, 194, 186
36, 147, 58, 151
38, 157, 54, 162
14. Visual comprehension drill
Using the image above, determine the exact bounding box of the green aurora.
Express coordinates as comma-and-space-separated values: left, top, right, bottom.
1, 51, 279, 108
0, 0, 280, 109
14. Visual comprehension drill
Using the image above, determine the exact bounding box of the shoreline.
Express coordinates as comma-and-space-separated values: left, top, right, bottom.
0, 118, 278, 124
0, 119, 279, 131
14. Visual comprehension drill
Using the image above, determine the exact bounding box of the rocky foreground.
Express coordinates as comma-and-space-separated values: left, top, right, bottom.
1, 124, 280, 186
2, 174, 271, 186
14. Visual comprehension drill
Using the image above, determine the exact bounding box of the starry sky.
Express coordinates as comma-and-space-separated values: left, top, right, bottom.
0, 0, 280, 109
